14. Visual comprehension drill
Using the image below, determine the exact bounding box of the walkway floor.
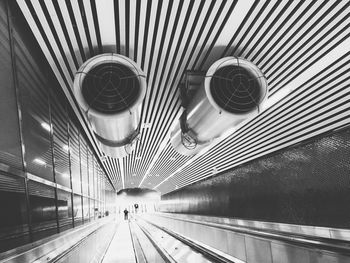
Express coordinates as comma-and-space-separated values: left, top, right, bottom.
102, 220, 136, 263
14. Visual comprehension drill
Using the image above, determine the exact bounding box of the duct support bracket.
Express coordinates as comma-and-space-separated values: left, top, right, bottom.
94, 121, 141, 155
178, 71, 211, 151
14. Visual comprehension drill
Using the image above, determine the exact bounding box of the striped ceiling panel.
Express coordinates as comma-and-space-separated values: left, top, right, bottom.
16, 0, 350, 193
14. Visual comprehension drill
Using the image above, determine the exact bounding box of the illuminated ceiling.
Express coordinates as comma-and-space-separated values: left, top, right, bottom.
16, 0, 350, 193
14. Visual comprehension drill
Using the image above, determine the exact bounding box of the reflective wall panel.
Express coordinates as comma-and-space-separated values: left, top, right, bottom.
160, 127, 350, 228
0, 171, 29, 251
28, 180, 57, 241
73, 194, 83, 227
0, 0, 116, 253
51, 83, 70, 188
57, 188, 73, 232
0, 0, 22, 170
69, 109, 82, 195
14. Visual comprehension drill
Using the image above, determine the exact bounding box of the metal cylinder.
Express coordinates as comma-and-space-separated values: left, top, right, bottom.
170, 57, 268, 156
74, 54, 146, 158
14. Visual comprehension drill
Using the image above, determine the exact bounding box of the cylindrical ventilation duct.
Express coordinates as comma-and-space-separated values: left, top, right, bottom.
170, 57, 268, 156
74, 54, 146, 158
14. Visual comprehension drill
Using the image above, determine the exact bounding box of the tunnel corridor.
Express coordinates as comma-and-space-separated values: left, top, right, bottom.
0, 0, 350, 262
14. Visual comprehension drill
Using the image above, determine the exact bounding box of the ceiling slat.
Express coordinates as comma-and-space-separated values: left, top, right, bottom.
16, 0, 350, 194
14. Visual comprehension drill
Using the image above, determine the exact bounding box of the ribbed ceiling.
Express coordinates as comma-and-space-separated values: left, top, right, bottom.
17, 0, 350, 194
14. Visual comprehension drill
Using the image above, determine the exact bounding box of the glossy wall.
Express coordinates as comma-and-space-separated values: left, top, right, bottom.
160, 127, 350, 228
0, 0, 115, 253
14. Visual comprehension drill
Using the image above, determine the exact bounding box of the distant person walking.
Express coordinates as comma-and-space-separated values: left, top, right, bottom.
123, 209, 129, 220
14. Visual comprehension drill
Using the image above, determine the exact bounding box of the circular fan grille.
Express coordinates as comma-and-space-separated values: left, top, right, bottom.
82, 63, 140, 114
210, 65, 261, 114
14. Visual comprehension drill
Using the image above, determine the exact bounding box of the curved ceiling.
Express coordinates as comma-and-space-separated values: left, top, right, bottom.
16, 0, 350, 194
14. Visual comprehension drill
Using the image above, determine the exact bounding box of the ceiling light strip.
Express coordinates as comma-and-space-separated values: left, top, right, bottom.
70, 1, 90, 58
135, 0, 147, 64
118, 158, 125, 189
56, 0, 83, 66
43, 1, 76, 74
138, 110, 182, 187
82, 0, 99, 55
270, 28, 349, 94
143, 0, 176, 123
128, 0, 137, 61
95, 0, 116, 52
240, 1, 286, 59
252, 1, 316, 65
118, 0, 126, 56
263, 1, 339, 77
141, 0, 160, 76
30, 0, 73, 84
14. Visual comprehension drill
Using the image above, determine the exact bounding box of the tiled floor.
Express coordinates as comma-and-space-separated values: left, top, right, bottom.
102, 220, 136, 263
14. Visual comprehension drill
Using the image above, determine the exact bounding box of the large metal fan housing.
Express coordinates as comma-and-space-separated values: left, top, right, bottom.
74, 54, 146, 158
171, 57, 268, 156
